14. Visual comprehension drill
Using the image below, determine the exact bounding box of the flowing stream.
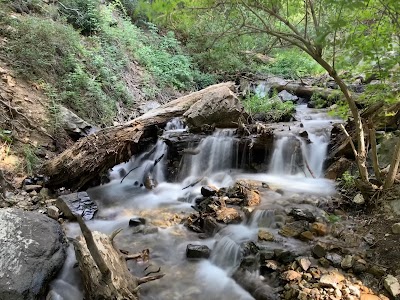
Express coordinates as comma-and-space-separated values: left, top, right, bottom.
49, 107, 340, 300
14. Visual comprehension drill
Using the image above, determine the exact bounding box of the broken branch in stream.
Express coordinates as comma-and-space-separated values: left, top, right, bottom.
120, 153, 165, 184
138, 274, 165, 285
182, 177, 204, 190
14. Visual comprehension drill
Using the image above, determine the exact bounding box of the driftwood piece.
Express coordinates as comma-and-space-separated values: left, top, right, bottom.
43, 82, 235, 190
267, 82, 339, 99
73, 217, 164, 300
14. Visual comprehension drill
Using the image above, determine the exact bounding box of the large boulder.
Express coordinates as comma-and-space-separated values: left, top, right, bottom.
56, 191, 98, 220
0, 208, 66, 300
183, 84, 247, 130
59, 106, 94, 140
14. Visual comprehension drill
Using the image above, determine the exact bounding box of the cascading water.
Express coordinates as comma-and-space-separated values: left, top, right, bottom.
269, 104, 340, 178
50, 107, 339, 300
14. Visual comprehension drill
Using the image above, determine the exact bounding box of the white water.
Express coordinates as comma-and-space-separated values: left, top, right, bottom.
269, 104, 341, 178
50, 108, 339, 300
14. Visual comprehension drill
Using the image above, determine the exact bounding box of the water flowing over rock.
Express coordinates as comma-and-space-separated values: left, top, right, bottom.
0, 208, 66, 300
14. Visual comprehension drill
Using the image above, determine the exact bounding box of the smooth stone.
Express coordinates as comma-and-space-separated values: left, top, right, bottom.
186, 244, 211, 259
288, 208, 316, 222
392, 223, 400, 234
258, 229, 275, 241
128, 217, 146, 227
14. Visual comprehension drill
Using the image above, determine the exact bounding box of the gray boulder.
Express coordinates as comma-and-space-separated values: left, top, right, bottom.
59, 106, 94, 139
183, 85, 247, 130
0, 208, 66, 300
56, 192, 97, 221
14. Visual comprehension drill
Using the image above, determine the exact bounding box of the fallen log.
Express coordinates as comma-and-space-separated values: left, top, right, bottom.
267, 82, 340, 100
73, 216, 163, 300
43, 82, 236, 190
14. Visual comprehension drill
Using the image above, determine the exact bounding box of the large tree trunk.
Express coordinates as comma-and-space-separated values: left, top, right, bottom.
43, 82, 235, 190
73, 216, 162, 300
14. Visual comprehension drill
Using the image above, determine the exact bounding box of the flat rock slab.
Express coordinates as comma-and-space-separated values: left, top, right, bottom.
0, 208, 66, 300
56, 192, 97, 220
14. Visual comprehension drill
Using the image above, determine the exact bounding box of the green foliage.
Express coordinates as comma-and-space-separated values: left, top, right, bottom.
243, 94, 296, 122
0, 129, 13, 143
326, 213, 341, 224
4, 17, 80, 80
258, 49, 324, 79
340, 171, 356, 189
358, 84, 399, 106
58, 0, 101, 35
23, 145, 39, 175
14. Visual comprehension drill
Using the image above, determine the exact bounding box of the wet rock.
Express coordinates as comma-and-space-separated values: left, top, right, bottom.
201, 186, 218, 197
296, 257, 312, 271
203, 216, 223, 236
56, 192, 97, 220
274, 249, 296, 264
311, 222, 328, 236
384, 274, 400, 297
326, 253, 342, 267
260, 250, 275, 262
241, 241, 259, 257
129, 217, 146, 227
244, 189, 261, 206
186, 244, 211, 259
47, 206, 60, 220
288, 208, 316, 222
23, 184, 42, 192
142, 226, 159, 235
261, 260, 279, 274
0, 208, 66, 300
258, 229, 275, 241
312, 243, 327, 258
216, 207, 241, 224
341, 255, 354, 269
353, 193, 365, 204
279, 221, 308, 238
299, 231, 314, 241
282, 270, 302, 281
391, 223, 400, 234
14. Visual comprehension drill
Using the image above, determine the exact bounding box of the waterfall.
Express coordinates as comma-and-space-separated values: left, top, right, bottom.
211, 236, 242, 272
180, 129, 239, 181
268, 105, 337, 178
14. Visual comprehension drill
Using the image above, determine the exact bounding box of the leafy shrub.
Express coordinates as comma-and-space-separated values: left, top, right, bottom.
243, 94, 296, 122
5, 17, 80, 80
23, 145, 39, 175
340, 171, 356, 189
58, 0, 101, 35
258, 49, 324, 79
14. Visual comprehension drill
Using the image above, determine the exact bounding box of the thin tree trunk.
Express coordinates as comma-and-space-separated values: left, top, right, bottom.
383, 137, 400, 189
313, 56, 370, 185
367, 118, 382, 185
